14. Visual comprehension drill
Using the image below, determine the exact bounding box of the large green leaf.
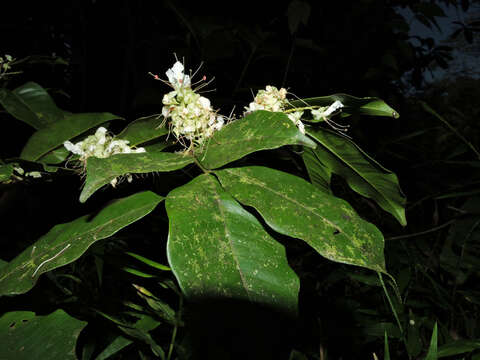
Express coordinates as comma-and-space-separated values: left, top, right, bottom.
0, 82, 64, 129
197, 110, 316, 169
302, 147, 332, 194
287, 93, 400, 119
80, 152, 194, 203
20, 112, 123, 161
307, 128, 406, 226
117, 115, 169, 146
166, 174, 299, 314
0, 191, 163, 296
215, 166, 386, 273
0, 309, 87, 360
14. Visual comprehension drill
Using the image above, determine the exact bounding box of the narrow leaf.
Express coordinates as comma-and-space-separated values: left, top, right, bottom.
166, 174, 300, 314
197, 110, 316, 169
80, 152, 194, 202
20, 112, 123, 161
287, 94, 400, 119
0, 191, 164, 296
0, 309, 87, 360
117, 115, 169, 146
307, 128, 406, 226
215, 166, 387, 273
126, 252, 171, 271
424, 323, 438, 360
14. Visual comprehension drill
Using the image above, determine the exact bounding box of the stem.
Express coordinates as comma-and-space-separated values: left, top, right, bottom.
420, 101, 480, 160
282, 33, 296, 88
284, 105, 321, 113
192, 155, 210, 174
167, 294, 183, 360
378, 272, 409, 356
385, 220, 455, 241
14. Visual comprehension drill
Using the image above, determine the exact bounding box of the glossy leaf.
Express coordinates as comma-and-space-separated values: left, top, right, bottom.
197, 110, 316, 169
307, 128, 407, 226
0, 82, 64, 129
117, 115, 169, 146
166, 174, 300, 314
287, 93, 400, 119
302, 147, 332, 194
80, 152, 194, 202
215, 166, 387, 273
0, 309, 87, 360
0, 191, 163, 296
20, 112, 123, 161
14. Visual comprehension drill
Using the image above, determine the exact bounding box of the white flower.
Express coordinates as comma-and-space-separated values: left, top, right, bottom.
64, 140, 84, 155
287, 111, 305, 134
198, 96, 211, 110
312, 100, 344, 121
26, 171, 42, 178
324, 100, 344, 116
166, 61, 191, 89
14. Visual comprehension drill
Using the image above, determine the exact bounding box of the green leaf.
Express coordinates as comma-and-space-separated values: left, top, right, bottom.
95, 336, 133, 360
166, 174, 300, 314
0, 309, 87, 360
215, 166, 386, 273
37, 146, 70, 164
384, 330, 391, 360
0, 191, 164, 296
126, 252, 171, 271
302, 147, 332, 194
197, 110, 316, 169
0, 82, 64, 129
437, 339, 480, 358
424, 323, 438, 360
287, 93, 400, 119
20, 112, 123, 161
307, 128, 406, 226
117, 115, 169, 147
80, 152, 194, 202
0, 163, 14, 182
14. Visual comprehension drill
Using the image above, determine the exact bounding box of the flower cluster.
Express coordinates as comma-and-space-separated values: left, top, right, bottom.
63, 127, 145, 161
246, 85, 305, 134
159, 61, 224, 147
0, 54, 16, 81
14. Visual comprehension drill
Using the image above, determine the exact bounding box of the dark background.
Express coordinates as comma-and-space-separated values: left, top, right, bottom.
1, 0, 480, 359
